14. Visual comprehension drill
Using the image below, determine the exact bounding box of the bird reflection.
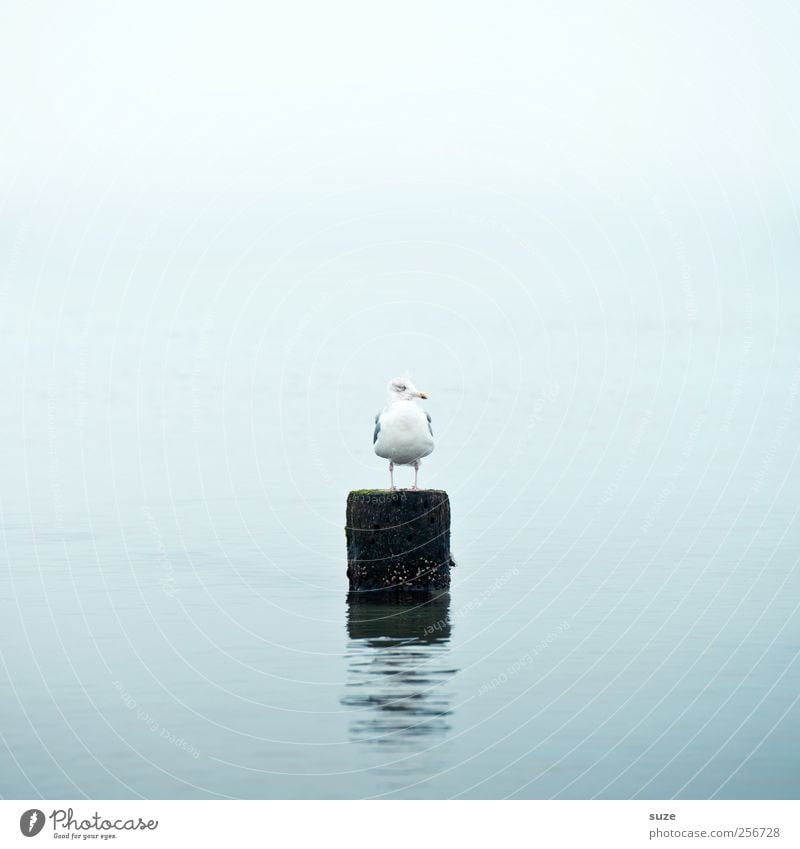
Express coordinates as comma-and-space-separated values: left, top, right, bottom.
342, 592, 456, 747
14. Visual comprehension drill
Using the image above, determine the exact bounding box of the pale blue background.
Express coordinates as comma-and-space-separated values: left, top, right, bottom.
1, 1, 799, 798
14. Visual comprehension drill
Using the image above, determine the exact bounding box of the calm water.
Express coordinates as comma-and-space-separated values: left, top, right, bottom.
2, 197, 799, 799
3, 0, 800, 804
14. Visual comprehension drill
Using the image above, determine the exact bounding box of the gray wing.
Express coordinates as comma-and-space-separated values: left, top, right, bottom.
426, 411, 433, 437
373, 412, 381, 444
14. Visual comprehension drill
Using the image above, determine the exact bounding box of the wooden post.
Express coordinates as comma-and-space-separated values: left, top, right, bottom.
346, 489, 453, 593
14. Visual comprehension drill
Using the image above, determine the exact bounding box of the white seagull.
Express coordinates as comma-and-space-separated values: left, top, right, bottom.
373, 377, 434, 491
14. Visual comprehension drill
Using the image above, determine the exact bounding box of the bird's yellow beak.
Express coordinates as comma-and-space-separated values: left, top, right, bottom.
417, 391, 429, 400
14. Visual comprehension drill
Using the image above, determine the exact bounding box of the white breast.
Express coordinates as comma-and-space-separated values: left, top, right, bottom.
374, 400, 434, 465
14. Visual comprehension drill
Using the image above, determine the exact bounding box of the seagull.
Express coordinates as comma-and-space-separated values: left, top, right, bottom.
373, 377, 434, 491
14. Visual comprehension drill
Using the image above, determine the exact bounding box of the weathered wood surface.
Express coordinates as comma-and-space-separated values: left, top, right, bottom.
346, 489, 453, 593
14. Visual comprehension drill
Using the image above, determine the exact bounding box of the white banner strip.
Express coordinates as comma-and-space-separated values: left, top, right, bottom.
1, 800, 796, 848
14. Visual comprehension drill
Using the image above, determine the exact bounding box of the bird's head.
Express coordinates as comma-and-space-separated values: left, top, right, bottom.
387, 376, 428, 401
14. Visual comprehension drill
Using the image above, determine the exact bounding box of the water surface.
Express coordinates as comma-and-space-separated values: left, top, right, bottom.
2, 283, 798, 799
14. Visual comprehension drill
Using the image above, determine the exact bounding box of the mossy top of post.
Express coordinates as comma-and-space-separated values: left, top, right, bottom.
348, 489, 448, 496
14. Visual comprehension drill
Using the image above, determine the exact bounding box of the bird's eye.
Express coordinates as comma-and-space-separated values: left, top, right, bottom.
396, 384, 406, 391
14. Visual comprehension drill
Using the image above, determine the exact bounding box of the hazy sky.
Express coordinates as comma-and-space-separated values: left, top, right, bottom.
2, 2, 797, 454
2, 1, 798, 202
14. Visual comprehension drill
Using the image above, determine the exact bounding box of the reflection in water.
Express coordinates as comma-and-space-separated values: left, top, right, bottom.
342, 592, 457, 747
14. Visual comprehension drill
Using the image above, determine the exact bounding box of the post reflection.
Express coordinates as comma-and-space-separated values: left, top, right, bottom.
342, 592, 457, 747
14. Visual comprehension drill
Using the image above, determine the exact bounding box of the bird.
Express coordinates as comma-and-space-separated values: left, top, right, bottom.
373, 376, 434, 491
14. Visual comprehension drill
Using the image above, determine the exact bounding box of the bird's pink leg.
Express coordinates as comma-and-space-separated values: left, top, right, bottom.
411, 460, 420, 491
389, 461, 395, 491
